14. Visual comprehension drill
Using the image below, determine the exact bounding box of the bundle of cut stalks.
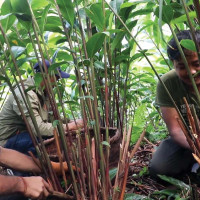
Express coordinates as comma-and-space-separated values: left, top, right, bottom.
177, 97, 200, 163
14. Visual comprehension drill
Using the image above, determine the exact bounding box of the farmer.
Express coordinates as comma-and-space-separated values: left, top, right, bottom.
0, 146, 52, 200
149, 30, 200, 178
0, 59, 83, 155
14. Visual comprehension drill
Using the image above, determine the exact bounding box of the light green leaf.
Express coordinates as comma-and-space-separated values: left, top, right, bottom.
39, 4, 51, 33
94, 61, 104, 70
101, 141, 110, 147
1, 0, 16, 32
34, 73, 43, 87
79, 96, 94, 100
172, 11, 196, 24
180, 39, 196, 52
56, 0, 74, 27
11, 46, 26, 58
53, 120, 59, 127
86, 33, 106, 58
109, 0, 123, 13
31, 0, 49, 10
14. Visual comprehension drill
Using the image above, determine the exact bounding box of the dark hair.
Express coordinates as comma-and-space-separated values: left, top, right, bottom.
167, 30, 200, 60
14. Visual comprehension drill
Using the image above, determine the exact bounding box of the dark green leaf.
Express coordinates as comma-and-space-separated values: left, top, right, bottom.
34, 73, 43, 87
10, 0, 31, 21
57, 0, 74, 27
111, 31, 126, 53
158, 175, 191, 192
16, 57, 36, 67
48, 61, 67, 72
180, 39, 196, 52
124, 193, 153, 200
109, 168, 117, 181
130, 8, 153, 18
86, 33, 106, 58
0, 75, 7, 81
64, 101, 79, 106
85, 3, 105, 32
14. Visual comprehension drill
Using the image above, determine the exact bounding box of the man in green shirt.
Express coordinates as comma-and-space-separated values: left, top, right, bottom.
149, 30, 200, 178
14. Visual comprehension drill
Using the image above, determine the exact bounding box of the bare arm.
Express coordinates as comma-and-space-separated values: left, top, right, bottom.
0, 175, 52, 198
0, 147, 40, 173
161, 107, 190, 149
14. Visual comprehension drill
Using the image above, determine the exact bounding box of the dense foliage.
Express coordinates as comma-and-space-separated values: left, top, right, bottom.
0, 0, 199, 199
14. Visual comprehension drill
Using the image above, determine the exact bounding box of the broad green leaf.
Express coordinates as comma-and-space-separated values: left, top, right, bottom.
130, 8, 153, 19
0, 13, 12, 20
180, 39, 196, 52
153, 189, 180, 197
109, 0, 123, 13
86, 33, 106, 58
171, 11, 196, 24
31, 0, 49, 10
10, 0, 31, 22
39, 4, 51, 33
124, 193, 153, 200
155, 5, 174, 24
94, 61, 104, 70
131, 103, 148, 144
10, 0, 31, 14
109, 168, 117, 181
162, 5, 174, 23
0, 75, 7, 81
48, 61, 67, 72
1, 0, 16, 33
11, 46, 26, 58
34, 73, 43, 87
158, 175, 191, 192
57, 0, 74, 27
111, 31, 126, 53
64, 101, 79, 106
85, 3, 105, 32
17, 57, 36, 67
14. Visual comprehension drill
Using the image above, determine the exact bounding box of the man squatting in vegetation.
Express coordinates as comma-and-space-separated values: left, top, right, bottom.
0, 60, 83, 199
149, 30, 200, 178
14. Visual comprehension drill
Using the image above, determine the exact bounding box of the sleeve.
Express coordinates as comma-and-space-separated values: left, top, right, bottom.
12, 91, 54, 137
155, 79, 175, 108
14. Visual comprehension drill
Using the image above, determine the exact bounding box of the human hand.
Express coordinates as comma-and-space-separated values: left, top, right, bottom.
67, 119, 84, 131
19, 176, 52, 199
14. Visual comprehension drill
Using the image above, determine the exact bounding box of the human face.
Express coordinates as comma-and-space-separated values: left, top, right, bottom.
173, 51, 200, 87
